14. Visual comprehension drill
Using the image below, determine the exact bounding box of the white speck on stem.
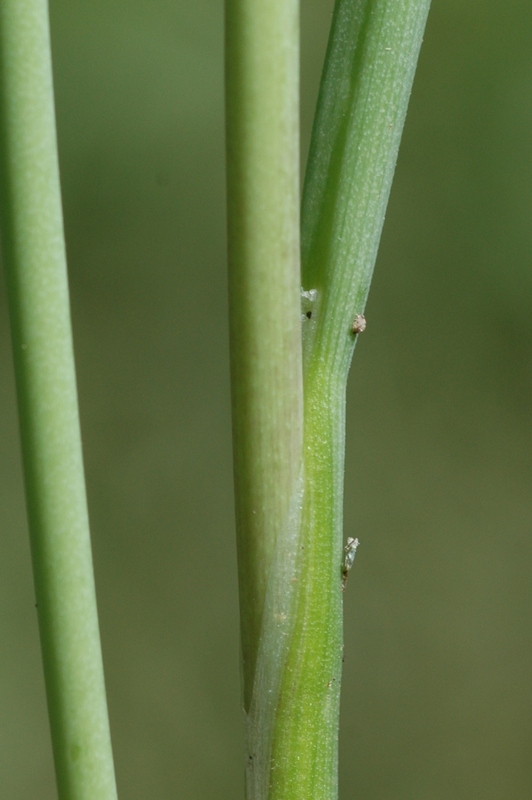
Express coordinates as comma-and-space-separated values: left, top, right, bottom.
342, 537, 360, 590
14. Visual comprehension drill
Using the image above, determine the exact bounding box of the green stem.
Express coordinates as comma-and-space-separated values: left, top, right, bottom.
230, 0, 431, 798
225, 0, 303, 795
0, 2, 117, 798
268, 2, 432, 798
302, 0, 432, 355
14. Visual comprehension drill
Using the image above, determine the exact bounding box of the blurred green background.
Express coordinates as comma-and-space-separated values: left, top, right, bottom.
1, 0, 531, 797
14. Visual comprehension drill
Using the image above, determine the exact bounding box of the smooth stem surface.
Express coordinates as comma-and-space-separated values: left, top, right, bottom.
0, 2, 117, 798
226, 0, 303, 796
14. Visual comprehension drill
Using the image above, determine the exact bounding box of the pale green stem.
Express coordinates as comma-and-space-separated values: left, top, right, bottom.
0, 2, 117, 798
225, 0, 303, 796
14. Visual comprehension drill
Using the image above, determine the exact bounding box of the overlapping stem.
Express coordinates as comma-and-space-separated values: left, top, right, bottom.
229, 1, 431, 798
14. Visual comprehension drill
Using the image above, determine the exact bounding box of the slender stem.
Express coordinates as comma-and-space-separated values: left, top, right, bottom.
302, 0, 432, 373
0, 2, 117, 798
225, 0, 303, 796
266, 2, 432, 798
229, 0, 431, 798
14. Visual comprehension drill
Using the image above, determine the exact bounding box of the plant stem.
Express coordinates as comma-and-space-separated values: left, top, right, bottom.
269, 2, 432, 798
0, 2, 117, 798
230, 0, 431, 798
302, 0, 432, 354
225, 0, 303, 795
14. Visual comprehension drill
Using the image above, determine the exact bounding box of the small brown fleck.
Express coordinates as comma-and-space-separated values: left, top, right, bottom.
351, 314, 366, 334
